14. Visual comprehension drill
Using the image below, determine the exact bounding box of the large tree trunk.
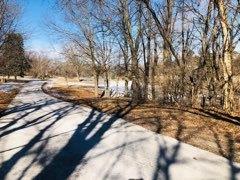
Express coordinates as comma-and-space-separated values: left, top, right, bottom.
150, 35, 158, 101
124, 79, 129, 96
123, 41, 129, 96
216, 0, 234, 112
131, 51, 142, 102
222, 53, 234, 112
163, 0, 173, 62
142, 33, 150, 101
104, 70, 110, 97
144, 35, 151, 101
121, 0, 142, 102
163, 42, 172, 62
94, 73, 99, 97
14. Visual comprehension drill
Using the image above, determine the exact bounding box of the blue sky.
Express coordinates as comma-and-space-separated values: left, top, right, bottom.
18, 0, 62, 59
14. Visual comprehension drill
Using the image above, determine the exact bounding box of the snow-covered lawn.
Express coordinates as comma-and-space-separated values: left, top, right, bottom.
49, 77, 132, 97
0, 82, 24, 93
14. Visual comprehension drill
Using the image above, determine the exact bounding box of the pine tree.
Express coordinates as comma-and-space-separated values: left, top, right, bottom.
2, 33, 29, 79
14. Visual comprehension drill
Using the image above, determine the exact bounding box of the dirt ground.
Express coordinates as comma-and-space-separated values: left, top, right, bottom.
44, 84, 240, 163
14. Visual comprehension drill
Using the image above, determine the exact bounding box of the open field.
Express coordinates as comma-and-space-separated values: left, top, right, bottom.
44, 81, 240, 163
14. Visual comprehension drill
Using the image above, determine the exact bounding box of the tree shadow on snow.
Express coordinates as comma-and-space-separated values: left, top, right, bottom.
34, 101, 137, 180
0, 99, 65, 138
1, 93, 239, 180
0, 102, 77, 179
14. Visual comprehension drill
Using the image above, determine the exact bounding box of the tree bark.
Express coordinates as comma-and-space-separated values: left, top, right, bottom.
150, 34, 158, 101
124, 79, 129, 96
94, 73, 99, 97
216, 0, 234, 112
131, 50, 142, 102
163, 0, 173, 62
104, 71, 110, 97
142, 33, 150, 101
121, 0, 142, 102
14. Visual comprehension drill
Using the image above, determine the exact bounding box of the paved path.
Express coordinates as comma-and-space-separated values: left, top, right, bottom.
0, 81, 239, 180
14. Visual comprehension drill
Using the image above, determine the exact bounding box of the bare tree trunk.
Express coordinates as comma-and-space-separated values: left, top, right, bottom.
104, 71, 110, 97
142, 34, 147, 99
163, 43, 171, 62
216, 0, 234, 112
94, 73, 99, 97
123, 41, 129, 96
150, 35, 158, 101
121, 0, 143, 102
163, 0, 173, 62
142, 32, 150, 101
131, 50, 142, 102
124, 79, 129, 95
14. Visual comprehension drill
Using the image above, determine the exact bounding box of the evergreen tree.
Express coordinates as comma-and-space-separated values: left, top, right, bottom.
2, 33, 29, 78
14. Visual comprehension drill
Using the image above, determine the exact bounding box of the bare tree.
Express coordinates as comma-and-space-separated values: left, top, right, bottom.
214, 0, 234, 112
63, 44, 87, 81
49, 0, 240, 113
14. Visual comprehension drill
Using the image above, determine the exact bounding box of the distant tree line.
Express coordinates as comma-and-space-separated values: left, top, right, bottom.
26, 50, 92, 80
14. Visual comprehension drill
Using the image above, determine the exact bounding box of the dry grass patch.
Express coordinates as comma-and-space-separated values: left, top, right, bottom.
45, 84, 240, 163
0, 89, 19, 115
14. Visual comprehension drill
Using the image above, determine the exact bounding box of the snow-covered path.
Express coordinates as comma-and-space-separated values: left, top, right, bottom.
0, 81, 239, 180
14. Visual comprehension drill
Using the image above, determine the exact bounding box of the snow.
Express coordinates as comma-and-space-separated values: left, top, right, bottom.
0, 83, 23, 93
49, 78, 132, 97
0, 80, 239, 179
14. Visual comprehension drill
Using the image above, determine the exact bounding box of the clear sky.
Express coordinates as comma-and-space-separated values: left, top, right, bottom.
18, 0, 62, 59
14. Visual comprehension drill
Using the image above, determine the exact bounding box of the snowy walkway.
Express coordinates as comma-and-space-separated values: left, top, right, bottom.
0, 81, 239, 180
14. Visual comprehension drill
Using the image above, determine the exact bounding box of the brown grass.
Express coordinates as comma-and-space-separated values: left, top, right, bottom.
45, 85, 240, 163
0, 89, 19, 116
